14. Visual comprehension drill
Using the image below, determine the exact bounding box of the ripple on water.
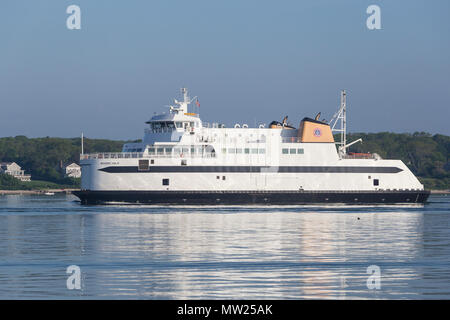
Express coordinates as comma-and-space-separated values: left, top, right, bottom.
0, 194, 449, 299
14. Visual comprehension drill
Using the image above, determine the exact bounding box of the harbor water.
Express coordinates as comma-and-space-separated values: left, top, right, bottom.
0, 194, 449, 299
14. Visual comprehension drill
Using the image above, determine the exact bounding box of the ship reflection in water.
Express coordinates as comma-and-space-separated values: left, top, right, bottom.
0, 194, 449, 299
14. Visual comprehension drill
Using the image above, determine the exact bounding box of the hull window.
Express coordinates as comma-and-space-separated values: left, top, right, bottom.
373, 179, 379, 186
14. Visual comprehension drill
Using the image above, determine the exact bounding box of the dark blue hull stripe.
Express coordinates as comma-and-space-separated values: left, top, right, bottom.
99, 166, 403, 174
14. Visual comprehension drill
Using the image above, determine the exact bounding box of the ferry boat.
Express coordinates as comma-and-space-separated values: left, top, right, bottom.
73, 88, 430, 205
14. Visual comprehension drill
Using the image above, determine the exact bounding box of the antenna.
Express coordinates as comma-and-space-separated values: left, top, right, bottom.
330, 90, 362, 157
171, 88, 192, 114
181, 87, 188, 104
341, 90, 346, 154
330, 90, 347, 157
170, 88, 198, 116
81, 132, 84, 155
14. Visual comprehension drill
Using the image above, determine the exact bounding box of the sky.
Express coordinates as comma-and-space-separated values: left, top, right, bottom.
0, 0, 449, 140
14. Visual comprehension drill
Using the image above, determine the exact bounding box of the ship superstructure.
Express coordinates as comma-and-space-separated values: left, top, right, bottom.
74, 88, 429, 204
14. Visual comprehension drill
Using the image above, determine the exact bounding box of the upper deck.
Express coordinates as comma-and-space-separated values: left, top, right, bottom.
80, 88, 380, 163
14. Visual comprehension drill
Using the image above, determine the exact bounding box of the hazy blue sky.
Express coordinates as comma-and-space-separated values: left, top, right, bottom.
1, 0, 449, 139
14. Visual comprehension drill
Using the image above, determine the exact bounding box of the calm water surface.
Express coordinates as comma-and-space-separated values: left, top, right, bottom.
0, 194, 449, 299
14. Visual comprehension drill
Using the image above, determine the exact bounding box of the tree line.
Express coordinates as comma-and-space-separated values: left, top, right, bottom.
0, 136, 128, 188
0, 133, 449, 190
345, 132, 449, 189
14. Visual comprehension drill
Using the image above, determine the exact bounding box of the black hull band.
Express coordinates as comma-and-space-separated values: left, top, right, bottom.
72, 190, 430, 205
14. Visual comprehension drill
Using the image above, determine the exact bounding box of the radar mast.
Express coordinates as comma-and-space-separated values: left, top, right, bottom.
170, 88, 197, 115
330, 90, 347, 157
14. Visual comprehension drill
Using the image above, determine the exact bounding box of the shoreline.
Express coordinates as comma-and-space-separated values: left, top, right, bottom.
430, 190, 450, 195
0, 189, 78, 195
1, 189, 449, 195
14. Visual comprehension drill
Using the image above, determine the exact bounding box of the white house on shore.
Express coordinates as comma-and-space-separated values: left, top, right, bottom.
65, 163, 81, 178
0, 162, 31, 181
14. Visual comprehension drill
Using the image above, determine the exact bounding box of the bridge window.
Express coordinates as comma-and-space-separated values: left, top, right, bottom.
282, 148, 289, 154
289, 149, 296, 154
151, 121, 176, 133
162, 179, 169, 186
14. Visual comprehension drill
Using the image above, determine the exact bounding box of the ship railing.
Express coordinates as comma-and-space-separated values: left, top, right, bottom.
80, 152, 217, 160
341, 153, 379, 160
147, 153, 217, 158
80, 152, 144, 160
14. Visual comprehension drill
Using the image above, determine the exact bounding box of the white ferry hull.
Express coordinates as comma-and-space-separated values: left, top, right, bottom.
74, 156, 429, 205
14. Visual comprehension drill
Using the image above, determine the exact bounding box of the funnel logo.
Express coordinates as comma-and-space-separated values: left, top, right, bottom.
313, 128, 322, 137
